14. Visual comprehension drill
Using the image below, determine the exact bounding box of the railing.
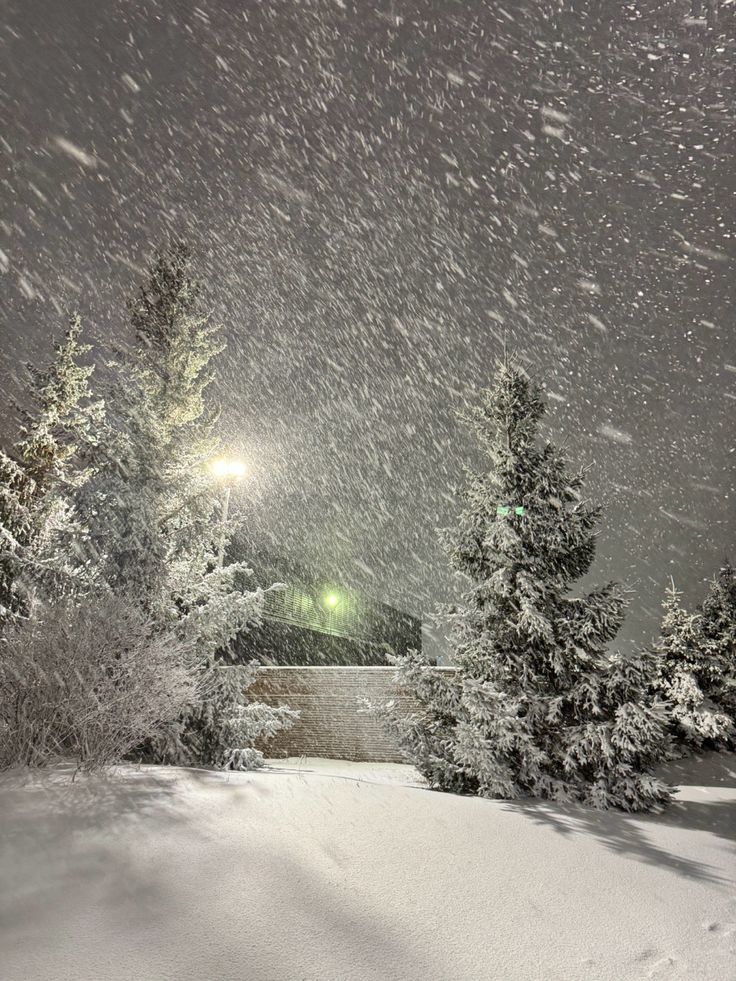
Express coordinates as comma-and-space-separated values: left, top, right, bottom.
264, 584, 384, 644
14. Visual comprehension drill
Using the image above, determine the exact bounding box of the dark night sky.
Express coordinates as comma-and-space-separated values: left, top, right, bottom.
1, 0, 734, 658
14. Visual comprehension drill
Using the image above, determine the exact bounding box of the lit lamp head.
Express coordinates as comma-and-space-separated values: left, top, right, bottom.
210, 457, 247, 482
324, 592, 340, 609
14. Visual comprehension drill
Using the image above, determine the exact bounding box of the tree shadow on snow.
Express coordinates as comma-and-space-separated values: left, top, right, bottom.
651, 798, 736, 840
234, 849, 456, 981
657, 751, 736, 790
503, 792, 733, 886
0, 764, 195, 941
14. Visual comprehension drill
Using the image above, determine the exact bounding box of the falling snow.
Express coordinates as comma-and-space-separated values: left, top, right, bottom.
1, 0, 734, 660
599, 424, 634, 446
50, 136, 99, 169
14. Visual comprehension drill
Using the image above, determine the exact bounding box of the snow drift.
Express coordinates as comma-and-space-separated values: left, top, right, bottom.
0, 754, 734, 981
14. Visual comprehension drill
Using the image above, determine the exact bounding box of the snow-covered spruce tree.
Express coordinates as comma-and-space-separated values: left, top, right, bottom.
652, 580, 734, 752
0, 315, 101, 629
0, 453, 35, 629
151, 660, 298, 770
699, 561, 736, 727
378, 358, 671, 811
80, 243, 295, 768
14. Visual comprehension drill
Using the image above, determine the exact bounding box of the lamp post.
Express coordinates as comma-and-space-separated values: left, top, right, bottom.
210, 457, 247, 567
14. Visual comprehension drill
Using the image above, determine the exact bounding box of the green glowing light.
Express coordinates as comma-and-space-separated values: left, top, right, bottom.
497, 505, 525, 517
324, 592, 340, 608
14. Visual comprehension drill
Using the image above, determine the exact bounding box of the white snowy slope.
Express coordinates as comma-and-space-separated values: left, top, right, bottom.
0, 754, 734, 981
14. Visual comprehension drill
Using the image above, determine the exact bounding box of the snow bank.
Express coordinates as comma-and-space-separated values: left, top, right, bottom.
0, 754, 734, 981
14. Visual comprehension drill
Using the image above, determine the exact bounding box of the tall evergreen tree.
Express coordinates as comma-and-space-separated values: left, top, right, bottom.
80, 245, 215, 602
652, 575, 734, 751
699, 561, 736, 724
16, 315, 102, 493
0, 315, 101, 628
377, 358, 671, 811
0, 453, 35, 628
80, 244, 221, 600
79, 243, 295, 766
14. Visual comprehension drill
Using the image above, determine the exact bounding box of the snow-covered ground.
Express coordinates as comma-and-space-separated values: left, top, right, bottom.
1, 754, 734, 981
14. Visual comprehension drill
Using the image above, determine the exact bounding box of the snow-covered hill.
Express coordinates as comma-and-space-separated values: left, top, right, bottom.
1, 754, 734, 981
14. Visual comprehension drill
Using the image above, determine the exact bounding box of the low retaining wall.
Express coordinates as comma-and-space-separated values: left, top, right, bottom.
249, 665, 455, 764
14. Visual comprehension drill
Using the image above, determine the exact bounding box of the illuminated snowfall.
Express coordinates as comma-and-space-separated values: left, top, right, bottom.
1, 0, 733, 661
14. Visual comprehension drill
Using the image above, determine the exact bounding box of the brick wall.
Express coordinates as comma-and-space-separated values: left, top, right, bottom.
248, 665, 456, 764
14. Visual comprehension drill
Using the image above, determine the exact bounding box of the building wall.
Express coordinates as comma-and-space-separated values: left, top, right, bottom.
229, 585, 423, 668
231, 619, 392, 667
249, 665, 456, 764
228, 535, 423, 663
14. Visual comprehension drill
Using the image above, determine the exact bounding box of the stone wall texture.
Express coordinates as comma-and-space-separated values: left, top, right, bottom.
248, 665, 456, 763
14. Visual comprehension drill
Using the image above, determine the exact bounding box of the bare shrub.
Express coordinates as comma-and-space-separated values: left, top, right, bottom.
0, 594, 196, 771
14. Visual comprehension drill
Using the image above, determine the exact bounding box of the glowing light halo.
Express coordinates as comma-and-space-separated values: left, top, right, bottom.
210, 457, 247, 480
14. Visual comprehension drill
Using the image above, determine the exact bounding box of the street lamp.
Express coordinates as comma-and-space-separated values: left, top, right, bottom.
322, 591, 341, 636
209, 457, 247, 567
211, 458, 247, 481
